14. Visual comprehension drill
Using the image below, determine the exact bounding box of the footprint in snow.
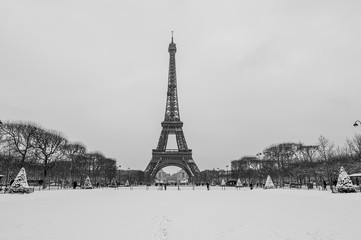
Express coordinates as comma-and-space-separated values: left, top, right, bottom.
153, 216, 171, 240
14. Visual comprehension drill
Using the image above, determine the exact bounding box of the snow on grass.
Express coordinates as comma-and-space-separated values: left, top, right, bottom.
1, 186, 360, 240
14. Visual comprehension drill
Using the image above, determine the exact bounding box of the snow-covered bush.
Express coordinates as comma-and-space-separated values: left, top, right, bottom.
264, 175, 275, 189
7, 167, 33, 194
82, 176, 93, 189
336, 166, 356, 193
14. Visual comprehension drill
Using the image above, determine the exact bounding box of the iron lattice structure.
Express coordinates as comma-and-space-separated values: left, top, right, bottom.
144, 36, 200, 183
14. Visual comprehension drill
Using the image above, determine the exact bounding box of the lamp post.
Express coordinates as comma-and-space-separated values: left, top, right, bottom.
353, 120, 361, 127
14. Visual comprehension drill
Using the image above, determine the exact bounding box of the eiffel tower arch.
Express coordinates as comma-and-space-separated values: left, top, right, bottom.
145, 35, 200, 184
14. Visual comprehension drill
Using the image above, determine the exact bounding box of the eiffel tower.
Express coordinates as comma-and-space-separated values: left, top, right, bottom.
144, 34, 200, 183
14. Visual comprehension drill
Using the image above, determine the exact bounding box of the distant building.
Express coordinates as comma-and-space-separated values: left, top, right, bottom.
155, 169, 188, 184
172, 169, 188, 184
156, 169, 169, 182
173, 169, 188, 180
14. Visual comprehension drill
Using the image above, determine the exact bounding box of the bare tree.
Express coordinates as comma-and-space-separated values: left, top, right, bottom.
62, 142, 86, 183
298, 143, 318, 162
97, 157, 117, 184
346, 134, 361, 161
0, 121, 38, 168
33, 128, 68, 188
297, 143, 319, 183
87, 151, 105, 183
0, 131, 17, 186
317, 135, 335, 190
72, 153, 90, 184
263, 143, 299, 187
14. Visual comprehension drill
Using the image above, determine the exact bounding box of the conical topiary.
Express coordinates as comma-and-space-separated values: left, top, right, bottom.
264, 175, 275, 189
221, 179, 226, 186
83, 176, 93, 189
110, 178, 117, 187
336, 166, 356, 193
236, 178, 242, 187
125, 180, 129, 187
8, 167, 33, 194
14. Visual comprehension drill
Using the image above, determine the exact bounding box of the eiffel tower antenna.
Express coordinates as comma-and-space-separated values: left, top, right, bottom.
145, 37, 200, 184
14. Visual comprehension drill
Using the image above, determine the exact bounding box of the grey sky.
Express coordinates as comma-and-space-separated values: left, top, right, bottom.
1, 1, 361, 173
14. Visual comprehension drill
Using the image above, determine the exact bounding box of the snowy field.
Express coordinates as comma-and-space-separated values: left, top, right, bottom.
1, 186, 360, 240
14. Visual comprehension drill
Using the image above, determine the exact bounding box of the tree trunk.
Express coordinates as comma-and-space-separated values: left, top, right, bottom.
325, 163, 333, 192
70, 158, 74, 184
43, 158, 48, 189
20, 155, 26, 168
6, 169, 11, 187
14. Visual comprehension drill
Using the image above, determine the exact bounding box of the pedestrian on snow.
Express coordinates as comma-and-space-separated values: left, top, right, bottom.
73, 181, 77, 189
250, 182, 253, 190
323, 180, 327, 190
206, 182, 210, 191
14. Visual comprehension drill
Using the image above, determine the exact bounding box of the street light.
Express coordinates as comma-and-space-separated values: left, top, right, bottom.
353, 120, 361, 127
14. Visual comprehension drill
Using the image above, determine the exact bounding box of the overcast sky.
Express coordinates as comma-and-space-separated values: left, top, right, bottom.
1, 1, 361, 173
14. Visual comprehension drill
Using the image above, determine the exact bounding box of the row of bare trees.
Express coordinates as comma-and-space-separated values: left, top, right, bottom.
0, 121, 117, 188
232, 134, 361, 187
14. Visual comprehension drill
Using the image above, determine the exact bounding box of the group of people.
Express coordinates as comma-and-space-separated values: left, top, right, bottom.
66, 179, 339, 191
72, 181, 101, 189
157, 183, 167, 190
156, 182, 212, 191
321, 179, 338, 191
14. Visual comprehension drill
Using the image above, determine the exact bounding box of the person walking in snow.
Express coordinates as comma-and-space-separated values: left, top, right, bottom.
206, 182, 210, 191
323, 180, 327, 190
250, 182, 253, 190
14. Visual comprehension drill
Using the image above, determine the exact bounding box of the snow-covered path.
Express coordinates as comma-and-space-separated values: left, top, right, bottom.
1, 187, 360, 240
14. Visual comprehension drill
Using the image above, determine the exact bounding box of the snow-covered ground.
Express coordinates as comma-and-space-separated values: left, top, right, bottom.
1, 186, 360, 240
